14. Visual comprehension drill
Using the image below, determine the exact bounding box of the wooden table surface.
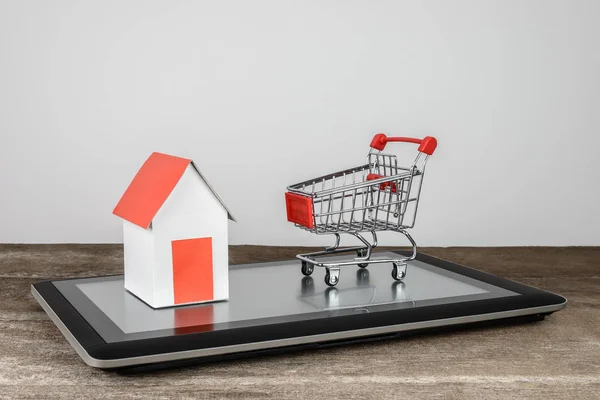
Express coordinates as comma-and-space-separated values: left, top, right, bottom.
1, 245, 599, 399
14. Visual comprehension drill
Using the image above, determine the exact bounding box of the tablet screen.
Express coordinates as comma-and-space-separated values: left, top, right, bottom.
54, 252, 517, 343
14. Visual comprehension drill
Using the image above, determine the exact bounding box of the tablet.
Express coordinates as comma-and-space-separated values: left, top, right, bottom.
31, 251, 566, 370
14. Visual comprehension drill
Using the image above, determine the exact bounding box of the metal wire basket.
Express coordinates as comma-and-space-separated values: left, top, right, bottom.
285, 133, 438, 286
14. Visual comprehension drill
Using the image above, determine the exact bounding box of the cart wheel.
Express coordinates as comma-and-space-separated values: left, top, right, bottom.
391, 263, 406, 281
324, 269, 339, 287
357, 249, 369, 268
301, 261, 314, 276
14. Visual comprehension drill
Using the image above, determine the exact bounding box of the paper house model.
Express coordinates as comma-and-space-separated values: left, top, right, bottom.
113, 152, 235, 309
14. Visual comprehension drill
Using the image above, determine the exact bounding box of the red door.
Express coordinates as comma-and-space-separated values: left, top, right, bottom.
171, 237, 214, 304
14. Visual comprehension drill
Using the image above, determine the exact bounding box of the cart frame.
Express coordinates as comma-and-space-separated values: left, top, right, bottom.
285, 133, 437, 286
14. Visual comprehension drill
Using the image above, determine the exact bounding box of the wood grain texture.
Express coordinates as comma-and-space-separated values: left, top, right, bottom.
0, 245, 599, 399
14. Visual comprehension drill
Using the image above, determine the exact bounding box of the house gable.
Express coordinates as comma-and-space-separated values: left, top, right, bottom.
153, 163, 226, 225
113, 152, 235, 229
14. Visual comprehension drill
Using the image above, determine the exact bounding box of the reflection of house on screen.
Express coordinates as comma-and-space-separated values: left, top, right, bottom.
120, 288, 226, 334
74, 279, 229, 335
173, 305, 215, 334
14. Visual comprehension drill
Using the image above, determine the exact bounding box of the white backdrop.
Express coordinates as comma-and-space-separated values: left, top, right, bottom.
1, 0, 599, 246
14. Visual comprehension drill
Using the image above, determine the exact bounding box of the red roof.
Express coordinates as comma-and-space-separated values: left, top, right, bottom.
113, 152, 192, 229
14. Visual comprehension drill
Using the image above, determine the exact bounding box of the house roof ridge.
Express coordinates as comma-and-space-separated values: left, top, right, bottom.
113, 152, 235, 228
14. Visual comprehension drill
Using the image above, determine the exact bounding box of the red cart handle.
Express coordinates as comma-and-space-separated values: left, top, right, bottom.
369, 133, 437, 155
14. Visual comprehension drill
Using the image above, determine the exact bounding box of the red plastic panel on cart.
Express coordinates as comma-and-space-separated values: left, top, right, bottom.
367, 174, 397, 193
285, 192, 314, 229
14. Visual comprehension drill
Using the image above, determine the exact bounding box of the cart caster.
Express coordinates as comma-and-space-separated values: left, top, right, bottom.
391, 263, 406, 281
324, 268, 340, 287
356, 249, 369, 268
301, 261, 314, 276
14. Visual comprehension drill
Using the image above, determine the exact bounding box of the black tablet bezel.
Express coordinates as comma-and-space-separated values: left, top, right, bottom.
32, 251, 566, 364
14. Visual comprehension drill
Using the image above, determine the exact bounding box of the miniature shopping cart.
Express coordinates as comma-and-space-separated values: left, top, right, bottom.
285, 133, 437, 287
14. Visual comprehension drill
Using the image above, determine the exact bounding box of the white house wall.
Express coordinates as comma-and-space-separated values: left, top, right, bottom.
122, 220, 155, 306
156, 164, 224, 219
152, 164, 229, 308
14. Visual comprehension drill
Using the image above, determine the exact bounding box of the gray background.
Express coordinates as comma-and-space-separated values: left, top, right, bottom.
1, 0, 598, 246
